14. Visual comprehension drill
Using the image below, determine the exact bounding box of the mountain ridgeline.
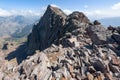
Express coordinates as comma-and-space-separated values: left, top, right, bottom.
1, 5, 120, 80
27, 5, 90, 54
0, 15, 38, 38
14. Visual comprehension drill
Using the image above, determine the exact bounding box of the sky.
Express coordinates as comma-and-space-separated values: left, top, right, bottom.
0, 0, 120, 19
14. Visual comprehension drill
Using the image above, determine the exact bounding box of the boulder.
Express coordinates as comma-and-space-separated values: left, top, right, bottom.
112, 33, 120, 44
93, 20, 101, 25
109, 63, 119, 73
65, 11, 90, 33
87, 72, 94, 80
2, 43, 8, 50
110, 55, 120, 66
2, 42, 14, 50
67, 11, 90, 23
116, 26, 120, 34
86, 25, 108, 45
18, 51, 51, 80
91, 60, 106, 73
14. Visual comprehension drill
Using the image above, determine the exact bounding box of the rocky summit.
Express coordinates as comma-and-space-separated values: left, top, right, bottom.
0, 5, 120, 80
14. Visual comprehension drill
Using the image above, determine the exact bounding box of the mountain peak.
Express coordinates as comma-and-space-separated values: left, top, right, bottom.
46, 5, 66, 16
26, 5, 91, 55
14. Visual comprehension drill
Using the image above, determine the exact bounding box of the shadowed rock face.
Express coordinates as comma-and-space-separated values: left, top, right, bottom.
93, 20, 101, 25
68, 11, 90, 23
27, 5, 90, 55
27, 5, 67, 54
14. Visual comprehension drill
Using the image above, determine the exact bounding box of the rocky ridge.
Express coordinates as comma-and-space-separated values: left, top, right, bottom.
0, 5, 120, 80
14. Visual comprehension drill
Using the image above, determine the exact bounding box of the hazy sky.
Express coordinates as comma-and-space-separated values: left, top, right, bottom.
0, 0, 120, 19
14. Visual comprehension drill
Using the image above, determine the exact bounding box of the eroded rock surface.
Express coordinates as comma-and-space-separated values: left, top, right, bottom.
0, 5, 120, 80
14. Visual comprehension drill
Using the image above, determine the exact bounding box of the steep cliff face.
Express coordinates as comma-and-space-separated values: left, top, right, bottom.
27, 5, 90, 54
27, 5, 67, 54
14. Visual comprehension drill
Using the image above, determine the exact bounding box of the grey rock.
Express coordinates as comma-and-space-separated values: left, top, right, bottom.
112, 33, 120, 44
27, 6, 90, 55
93, 20, 101, 25
86, 25, 108, 45
27, 5, 67, 54
18, 51, 51, 80
91, 60, 107, 73
109, 63, 119, 73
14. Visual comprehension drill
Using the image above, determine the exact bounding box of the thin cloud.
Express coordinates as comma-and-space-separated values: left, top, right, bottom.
85, 9, 120, 19
0, 8, 42, 17
0, 8, 11, 16
111, 2, 120, 10
63, 9, 72, 15
84, 2, 120, 19
1, 3, 120, 20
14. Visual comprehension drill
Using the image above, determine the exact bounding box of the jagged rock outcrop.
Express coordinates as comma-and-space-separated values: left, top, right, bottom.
27, 5, 67, 54
112, 33, 120, 44
24, 5, 120, 80
18, 51, 51, 80
86, 24, 109, 45
27, 5, 90, 55
93, 20, 101, 25
1, 5, 120, 80
2, 42, 14, 50
64, 11, 90, 33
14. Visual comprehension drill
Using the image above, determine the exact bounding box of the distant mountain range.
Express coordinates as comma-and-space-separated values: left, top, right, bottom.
99, 17, 120, 27
0, 14, 120, 38
0, 15, 39, 38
